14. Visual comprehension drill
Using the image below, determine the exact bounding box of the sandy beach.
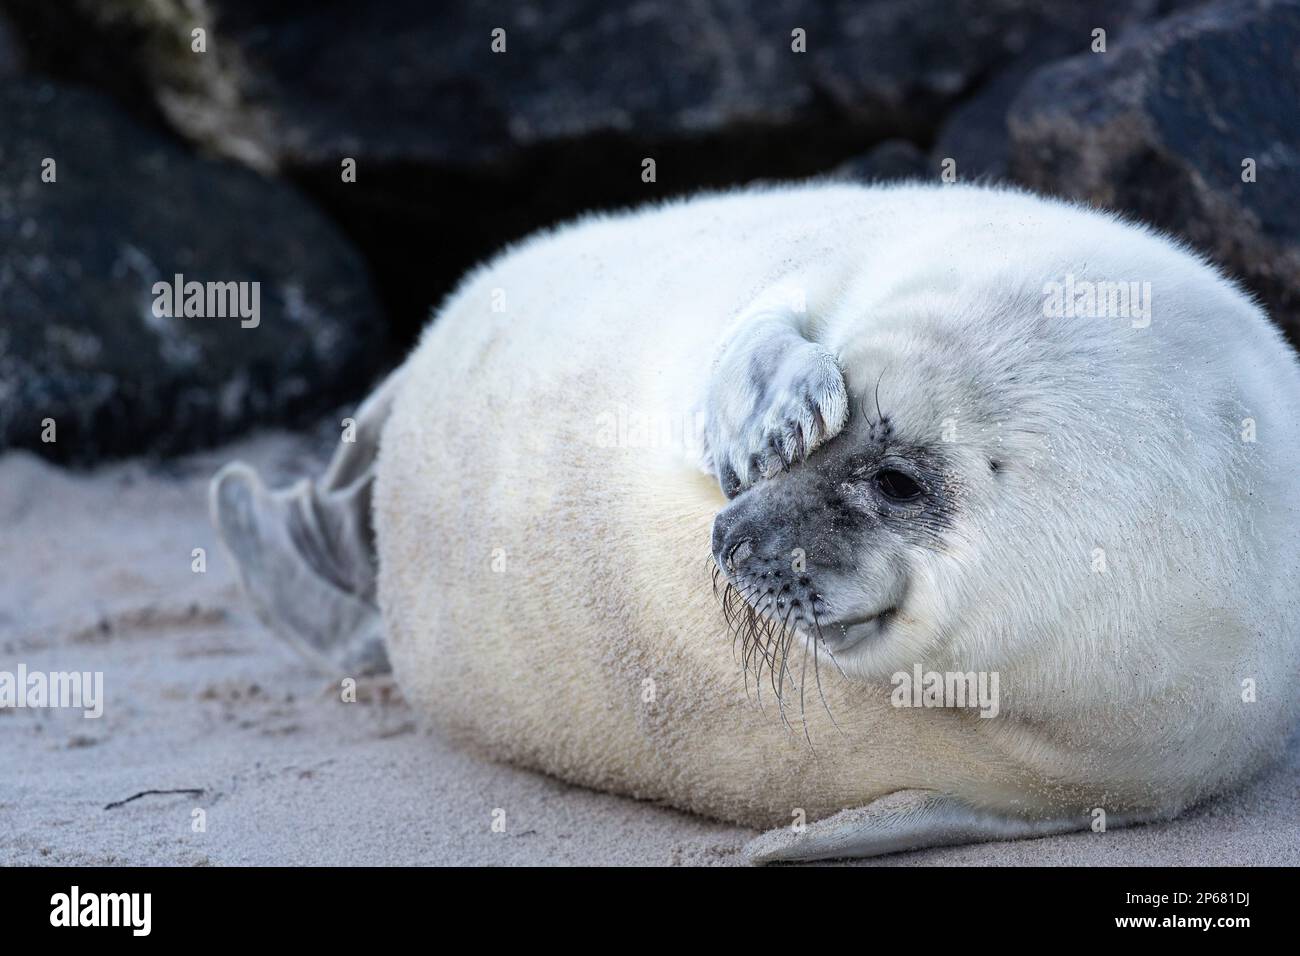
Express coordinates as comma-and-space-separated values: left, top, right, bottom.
1, 430, 1296, 866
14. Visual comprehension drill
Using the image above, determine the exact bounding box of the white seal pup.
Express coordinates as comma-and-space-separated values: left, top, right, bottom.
213, 182, 1300, 862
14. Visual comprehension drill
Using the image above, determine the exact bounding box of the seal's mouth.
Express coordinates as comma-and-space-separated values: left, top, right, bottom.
710, 557, 864, 740
824, 606, 899, 653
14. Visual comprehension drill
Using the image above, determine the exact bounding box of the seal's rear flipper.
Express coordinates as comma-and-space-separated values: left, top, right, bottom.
211, 463, 388, 676
744, 790, 1155, 864
209, 368, 406, 677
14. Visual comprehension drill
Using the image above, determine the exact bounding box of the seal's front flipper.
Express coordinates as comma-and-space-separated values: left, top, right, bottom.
745, 790, 1099, 864
701, 282, 848, 498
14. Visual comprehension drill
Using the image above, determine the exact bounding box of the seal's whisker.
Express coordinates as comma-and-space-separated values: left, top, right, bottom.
750, 592, 783, 674
737, 585, 769, 664
770, 603, 801, 735
713, 560, 823, 748
797, 619, 814, 748
719, 580, 759, 703
774, 604, 798, 701
737, 586, 770, 707
811, 608, 846, 737
873, 368, 884, 424
761, 605, 783, 696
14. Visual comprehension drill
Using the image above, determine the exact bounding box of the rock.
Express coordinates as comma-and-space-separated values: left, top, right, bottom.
930, 0, 1184, 183
1007, 0, 1300, 339
0, 0, 1177, 339
0, 8, 23, 77
0, 79, 386, 465
931, 61, 1039, 184
5, 1, 1161, 168
832, 140, 930, 183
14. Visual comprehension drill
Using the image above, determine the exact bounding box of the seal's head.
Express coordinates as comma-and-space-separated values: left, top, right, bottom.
711, 226, 1293, 716
710, 337, 983, 688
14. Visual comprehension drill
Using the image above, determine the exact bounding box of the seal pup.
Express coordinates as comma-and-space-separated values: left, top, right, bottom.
213, 182, 1300, 862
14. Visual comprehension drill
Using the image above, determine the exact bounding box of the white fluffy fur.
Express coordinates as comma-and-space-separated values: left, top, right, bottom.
374, 182, 1300, 830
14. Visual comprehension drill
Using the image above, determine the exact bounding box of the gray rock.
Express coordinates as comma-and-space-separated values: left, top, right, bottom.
27, 0, 1162, 169
930, 0, 1185, 183
0, 8, 22, 77
832, 140, 931, 183
931, 60, 1040, 184
1007, 0, 1300, 338
0, 79, 385, 464
0, 0, 1177, 338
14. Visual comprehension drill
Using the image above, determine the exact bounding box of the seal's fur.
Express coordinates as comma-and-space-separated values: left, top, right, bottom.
230, 182, 1300, 853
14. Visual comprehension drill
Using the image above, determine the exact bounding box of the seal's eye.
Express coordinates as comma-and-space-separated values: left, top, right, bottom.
875, 468, 923, 502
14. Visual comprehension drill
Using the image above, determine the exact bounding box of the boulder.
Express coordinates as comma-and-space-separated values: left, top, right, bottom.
0, 78, 386, 464
929, 0, 1181, 183
832, 140, 931, 183
1007, 0, 1300, 338
0, 0, 1174, 338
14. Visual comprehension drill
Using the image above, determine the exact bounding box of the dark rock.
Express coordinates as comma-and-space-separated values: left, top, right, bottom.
0, 8, 22, 77
832, 140, 930, 183
931, 0, 1186, 183
0, 79, 386, 465
0, 0, 1179, 341
931, 60, 1039, 183
1007, 0, 1300, 339
7, 0, 1160, 168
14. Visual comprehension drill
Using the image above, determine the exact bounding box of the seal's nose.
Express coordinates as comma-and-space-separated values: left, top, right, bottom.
710, 510, 732, 565
711, 507, 754, 571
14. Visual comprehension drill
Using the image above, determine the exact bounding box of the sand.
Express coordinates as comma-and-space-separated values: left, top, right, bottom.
1, 429, 1296, 866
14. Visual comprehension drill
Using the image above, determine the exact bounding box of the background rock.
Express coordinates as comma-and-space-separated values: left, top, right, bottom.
1008, 0, 1300, 338
1, 0, 1298, 463
0, 7, 21, 77
832, 139, 931, 183
928, 0, 1189, 182
2, 0, 1173, 342
0, 79, 385, 464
